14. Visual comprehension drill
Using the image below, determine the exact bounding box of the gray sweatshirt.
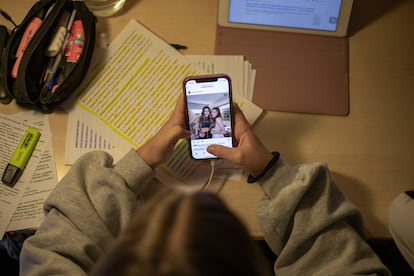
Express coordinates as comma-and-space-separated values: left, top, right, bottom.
19, 150, 390, 275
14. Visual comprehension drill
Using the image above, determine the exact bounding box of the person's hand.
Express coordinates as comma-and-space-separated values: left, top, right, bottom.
137, 94, 190, 168
207, 104, 273, 177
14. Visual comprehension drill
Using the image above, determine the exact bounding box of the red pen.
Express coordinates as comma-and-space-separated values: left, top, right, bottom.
11, 11, 44, 78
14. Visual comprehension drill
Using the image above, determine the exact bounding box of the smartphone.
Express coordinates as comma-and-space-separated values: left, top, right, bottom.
183, 74, 235, 160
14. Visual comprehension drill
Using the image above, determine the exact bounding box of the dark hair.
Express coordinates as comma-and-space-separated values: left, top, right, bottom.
201, 106, 211, 118
90, 189, 273, 276
200, 106, 212, 123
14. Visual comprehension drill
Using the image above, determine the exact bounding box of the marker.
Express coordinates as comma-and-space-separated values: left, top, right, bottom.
11, 11, 44, 78
45, 11, 70, 57
2, 128, 41, 187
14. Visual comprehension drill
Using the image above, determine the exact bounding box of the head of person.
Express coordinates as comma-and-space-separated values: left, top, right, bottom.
201, 106, 211, 119
90, 189, 273, 276
211, 107, 222, 120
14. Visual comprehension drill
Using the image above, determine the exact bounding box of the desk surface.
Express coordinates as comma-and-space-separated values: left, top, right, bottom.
1, 0, 414, 238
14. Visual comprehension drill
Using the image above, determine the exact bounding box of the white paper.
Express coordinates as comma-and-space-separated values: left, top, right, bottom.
64, 103, 131, 164
0, 113, 49, 237
6, 112, 57, 232
187, 54, 256, 101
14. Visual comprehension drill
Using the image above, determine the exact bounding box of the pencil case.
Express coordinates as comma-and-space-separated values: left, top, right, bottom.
0, 0, 96, 112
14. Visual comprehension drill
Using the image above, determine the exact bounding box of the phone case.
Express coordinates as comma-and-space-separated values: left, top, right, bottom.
0, 0, 96, 112
183, 74, 235, 160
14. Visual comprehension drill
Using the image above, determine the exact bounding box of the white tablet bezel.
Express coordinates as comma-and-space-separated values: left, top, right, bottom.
218, 0, 354, 37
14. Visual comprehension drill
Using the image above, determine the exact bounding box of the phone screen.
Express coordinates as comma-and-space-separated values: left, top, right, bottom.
183, 75, 234, 160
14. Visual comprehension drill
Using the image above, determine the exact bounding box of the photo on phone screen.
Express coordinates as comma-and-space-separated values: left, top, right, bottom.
183, 74, 234, 160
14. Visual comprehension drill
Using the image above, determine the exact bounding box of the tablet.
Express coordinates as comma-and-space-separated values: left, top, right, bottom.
218, 0, 354, 37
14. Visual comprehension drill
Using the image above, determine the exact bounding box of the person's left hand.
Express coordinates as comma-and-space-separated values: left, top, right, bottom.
136, 94, 190, 168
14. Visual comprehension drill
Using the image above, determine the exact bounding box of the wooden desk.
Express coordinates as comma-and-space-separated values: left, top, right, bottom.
1, 0, 413, 238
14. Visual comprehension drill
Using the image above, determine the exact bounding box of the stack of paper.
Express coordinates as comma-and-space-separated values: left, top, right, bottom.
64, 20, 262, 189
187, 55, 256, 101
0, 112, 57, 237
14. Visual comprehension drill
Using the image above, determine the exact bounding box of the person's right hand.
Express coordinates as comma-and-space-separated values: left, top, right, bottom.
207, 103, 273, 177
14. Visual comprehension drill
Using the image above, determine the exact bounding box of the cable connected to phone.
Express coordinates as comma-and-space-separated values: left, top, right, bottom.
200, 159, 216, 191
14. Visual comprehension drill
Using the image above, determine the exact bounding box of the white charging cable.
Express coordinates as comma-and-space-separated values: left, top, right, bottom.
200, 159, 216, 191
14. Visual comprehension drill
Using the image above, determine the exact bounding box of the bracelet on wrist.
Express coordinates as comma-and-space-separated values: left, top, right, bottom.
247, 151, 280, 184
405, 189, 414, 199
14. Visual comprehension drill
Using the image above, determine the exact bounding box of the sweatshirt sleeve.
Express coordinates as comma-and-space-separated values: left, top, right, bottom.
20, 149, 155, 276
256, 159, 391, 275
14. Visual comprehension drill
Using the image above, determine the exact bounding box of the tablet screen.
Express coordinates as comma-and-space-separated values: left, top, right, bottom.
228, 0, 343, 32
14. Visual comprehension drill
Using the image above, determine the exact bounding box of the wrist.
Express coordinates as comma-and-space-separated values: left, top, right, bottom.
247, 151, 280, 183
136, 146, 159, 169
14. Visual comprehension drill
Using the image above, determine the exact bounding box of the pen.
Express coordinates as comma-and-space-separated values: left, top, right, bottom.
170, 43, 188, 50
2, 127, 41, 188
52, 18, 84, 91
43, 9, 77, 92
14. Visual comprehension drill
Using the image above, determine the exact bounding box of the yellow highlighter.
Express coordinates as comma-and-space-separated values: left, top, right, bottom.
2, 127, 41, 187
